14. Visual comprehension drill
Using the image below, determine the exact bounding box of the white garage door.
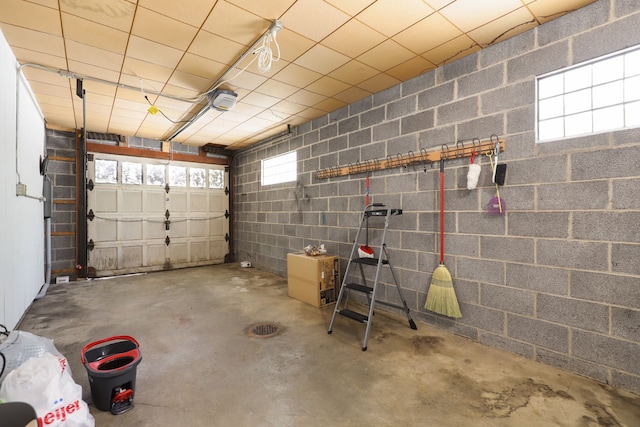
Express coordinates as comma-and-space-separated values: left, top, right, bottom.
86, 153, 229, 277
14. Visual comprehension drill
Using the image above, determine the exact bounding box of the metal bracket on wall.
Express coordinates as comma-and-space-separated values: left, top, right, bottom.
316, 136, 505, 179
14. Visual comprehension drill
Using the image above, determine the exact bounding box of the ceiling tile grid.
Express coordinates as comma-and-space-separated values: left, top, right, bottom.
0, 0, 597, 149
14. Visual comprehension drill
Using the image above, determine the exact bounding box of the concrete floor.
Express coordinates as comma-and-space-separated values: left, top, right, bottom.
15, 263, 640, 426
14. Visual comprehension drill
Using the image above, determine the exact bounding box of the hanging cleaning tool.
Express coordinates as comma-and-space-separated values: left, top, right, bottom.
359, 174, 374, 258
486, 148, 505, 215
466, 149, 481, 190
425, 154, 462, 318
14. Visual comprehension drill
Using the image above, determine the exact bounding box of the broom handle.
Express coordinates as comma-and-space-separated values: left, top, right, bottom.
440, 158, 445, 264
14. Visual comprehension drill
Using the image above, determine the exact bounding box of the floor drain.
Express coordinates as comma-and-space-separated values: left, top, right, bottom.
246, 322, 282, 338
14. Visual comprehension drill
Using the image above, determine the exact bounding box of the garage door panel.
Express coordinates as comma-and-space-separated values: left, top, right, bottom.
147, 245, 166, 266
210, 217, 224, 236
168, 242, 188, 263
91, 247, 118, 270
146, 218, 166, 239
190, 218, 207, 237
190, 241, 209, 261
190, 193, 207, 211
169, 218, 187, 236
94, 218, 117, 241
123, 190, 143, 212
120, 220, 142, 240
210, 241, 227, 259
95, 189, 117, 211
145, 191, 165, 212
169, 192, 187, 212
209, 194, 225, 211
121, 246, 143, 268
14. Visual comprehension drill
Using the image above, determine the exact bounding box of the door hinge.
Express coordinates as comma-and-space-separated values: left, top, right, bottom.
225, 186, 230, 195
225, 233, 229, 242
165, 236, 170, 246
87, 179, 94, 191
87, 239, 95, 251
165, 183, 170, 194
87, 209, 95, 221
225, 210, 230, 219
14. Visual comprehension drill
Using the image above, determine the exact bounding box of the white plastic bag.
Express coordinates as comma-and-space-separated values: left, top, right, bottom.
0, 352, 94, 427
0, 329, 64, 384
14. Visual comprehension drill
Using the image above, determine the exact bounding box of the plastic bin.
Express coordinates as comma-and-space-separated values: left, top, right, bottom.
81, 335, 142, 414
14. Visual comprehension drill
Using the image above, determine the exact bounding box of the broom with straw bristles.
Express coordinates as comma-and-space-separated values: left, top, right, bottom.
425, 157, 462, 318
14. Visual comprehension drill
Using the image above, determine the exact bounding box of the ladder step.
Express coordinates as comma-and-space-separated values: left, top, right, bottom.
352, 257, 388, 266
339, 309, 368, 323
345, 283, 373, 293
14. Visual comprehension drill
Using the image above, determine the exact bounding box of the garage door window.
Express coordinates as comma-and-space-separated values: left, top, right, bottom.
147, 164, 165, 186
95, 159, 117, 183
122, 162, 142, 185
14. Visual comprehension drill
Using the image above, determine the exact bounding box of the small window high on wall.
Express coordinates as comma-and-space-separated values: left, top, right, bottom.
261, 150, 297, 186
536, 45, 640, 142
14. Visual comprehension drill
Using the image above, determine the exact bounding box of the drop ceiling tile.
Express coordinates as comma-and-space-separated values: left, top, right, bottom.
424, 0, 456, 9
65, 40, 124, 72
59, 0, 135, 32
296, 106, 326, 120
225, 0, 295, 20
29, 81, 71, 98
188, 30, 246, 65
270, 99, 307, 115
1, 0, 61, 35
440, 0, 523, 32
132, 6, 198, 51
203, 2, 271, 46
126, 36, 184, 69
11, 47, 67, 70
357, 73, 400, 94
225, 70, 269, 91
27, 0, 58, 8
468, 7, 537, 46
314, 97, 347, 113
271, 28, 315, 62
108, 123, 141, 135
333, 86, 372, 104
421, 34, 480, 66
356, 0, 434, 37
256, 109, 288, 123
138, 0, 216, 27
167, 70, 214, 92
527, 0, 597, 24
386, 56, 436, 81
36, 93, 73, 108
357, 39, 415, 72
121, 57, 174, 86
22, 68, 69, 87
76, 91, 114, 107
241, 91, 280, 108
227, 101, 263, 117
61, 13, 129, 54
280, 0, 350, 42
329, 60, 379, 85
286, 89, 326, 106
162, 83, 203, 100
272, 63, 322, 87
256, 79, 300, 98
393, 12, 464, 55
176, 53, 227, 81
294, 44, 350, 75
321, 19, 386, 58
67, 59, 121, 83
80, 80, 117, 98
306, 76, 350, 97
324, 0, 375, 16
0, 24, 65, 57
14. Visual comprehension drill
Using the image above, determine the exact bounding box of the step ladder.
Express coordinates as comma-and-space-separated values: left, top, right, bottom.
328, 203, 417, 351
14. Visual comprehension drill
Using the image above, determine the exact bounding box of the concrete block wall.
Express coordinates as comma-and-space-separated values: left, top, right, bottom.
232, 0, 640, 394
46, 129, 78, 280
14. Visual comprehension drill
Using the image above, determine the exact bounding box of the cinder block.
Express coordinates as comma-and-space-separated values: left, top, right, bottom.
537, 239, 608, 271
507, 41, 569, 83
350, 96, 373, 115
613, 178, 640, 209
573, 13, 640, 65
456, 257, 504, 285
458, 64, 504, 98
612, 307, 640, 342
572, 330, 640, 376
507, 155, 567, 185
537, 294, 609, 333
481, 80, 534, 115
458, 212, 506, 236
456, 113, 504, 141
457, 302, 505, 334
417, 81, 455, 110
437, 97, 478, 126
573, 211, 640, 243
613, 127, 640, 146
338, 116, 359, 135
372, 120, 400, 142
442, 53, 478, 81
479, 331, 534, 358
338, 147, 360, 165
507, 314, 569, 352
481, 236, 534, 263
329, 135, 348, 152
506, 263, 568, 295
571, 145, 640, 180
319, 123, 337, 141
481, 283, 535, 315
387, 96, 417, 120
373, 84, 401, 107
442, 234, 479, 257
611, 371, 640, 396
349, 129, 372, 147
571, 271, 640, 309
360, 106, 386, 128
506, 105, 534, 134
538, 181, 609, 210
401, 110, 435, 135
612, 243, 640, 275
452, 278, 479, 304
509, 212, 569, 238
402, 70, 435, 96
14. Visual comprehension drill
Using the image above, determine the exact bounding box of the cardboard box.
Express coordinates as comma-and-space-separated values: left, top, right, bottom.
287, 253, 340, 307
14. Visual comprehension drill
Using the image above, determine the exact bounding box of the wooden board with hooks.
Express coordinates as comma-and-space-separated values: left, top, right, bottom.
316, 137, 505, 179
